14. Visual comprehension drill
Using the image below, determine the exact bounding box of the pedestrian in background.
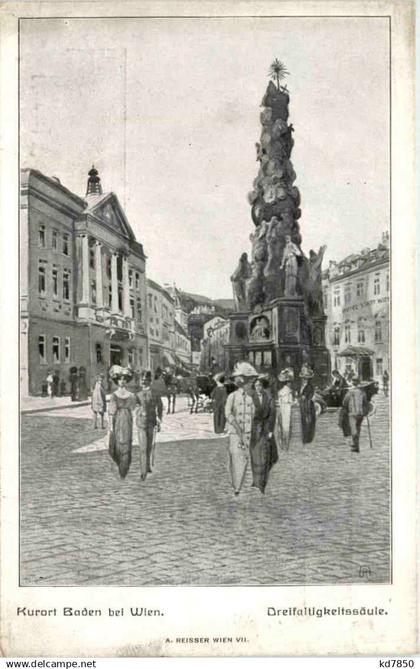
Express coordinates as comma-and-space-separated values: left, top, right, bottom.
382, 370, 389, 396
108, 366, 137, 479
91, 373, 106, 429
211, 373, 227, 434
340, 377, 369, 453
298, 364, 316, 444
250, 377, 278, 494
69, 367, 78, 402
134, 374, 163, 481
77, 366, 89, 401
274, 368, 296, 451
46, 370, 54, 398
52, 370, 60, 397
224, 362, 258, 496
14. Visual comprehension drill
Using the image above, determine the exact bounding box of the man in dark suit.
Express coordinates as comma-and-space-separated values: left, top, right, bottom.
341, 378, 369, 453
135, 375, 163, 480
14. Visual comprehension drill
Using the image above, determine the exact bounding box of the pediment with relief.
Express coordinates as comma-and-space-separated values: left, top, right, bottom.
86, 194, 135, 240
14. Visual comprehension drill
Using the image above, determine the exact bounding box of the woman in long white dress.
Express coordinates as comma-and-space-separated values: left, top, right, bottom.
275, 368, 303, 451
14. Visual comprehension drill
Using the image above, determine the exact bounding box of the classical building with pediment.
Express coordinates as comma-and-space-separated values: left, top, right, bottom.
20, 166, 148, 396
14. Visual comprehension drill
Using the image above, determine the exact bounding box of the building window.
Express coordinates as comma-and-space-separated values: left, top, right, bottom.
108, 285, 112, 308
138, 348, 143, 367
38, 224, 46, 248
91, 280, 97, 305
52, 230, 58, 250
129, 269, 133, 288
117, 255, 123, 281
374, 275, 381, 295
96, 343, 103, 363
344, 324, 351, 343
356, 281, 364, 297
118, 286, 123, 312
376, 358, 383, 376
106, 255, 112, 279
333, 289, 341, 307
52, 336, 60, 363
62, 233, 69, 256
38, 262, 46, 295
135, 273, 140, 290
130, 297, 135, 318
38, 335, 46, 364
386, 274, 390, 293
52, 266, 58, 298
154, 296, 158, 313
137, 298, 142, 322
64, 337, 70, 363
333, 326, 340, 346
323, 291, 328, 309
89, 246, 95, 269
63, 270, 70, 301
375, 321, 382, 343
358, 325, 365, 344
128, 349, 134, 367
344, 283, 352, 305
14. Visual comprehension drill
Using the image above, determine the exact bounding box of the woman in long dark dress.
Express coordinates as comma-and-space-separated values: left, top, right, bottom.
108, 366, 136, 479
298, 365, 316, 444
211, 373, 227, 434
250, 378, 278, 494
77, 366, 89, 401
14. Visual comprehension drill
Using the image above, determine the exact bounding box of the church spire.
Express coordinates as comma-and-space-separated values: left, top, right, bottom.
86, 165, 102, 197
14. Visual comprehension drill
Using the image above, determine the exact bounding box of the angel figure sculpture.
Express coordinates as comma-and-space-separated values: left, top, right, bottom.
281, 235, 302, 297
231, 252, 252, 312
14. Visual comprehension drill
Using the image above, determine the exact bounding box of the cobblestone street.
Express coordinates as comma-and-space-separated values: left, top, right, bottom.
20, 395, 391, 586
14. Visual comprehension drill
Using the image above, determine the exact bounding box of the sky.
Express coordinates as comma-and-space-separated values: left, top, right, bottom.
20, 17, 390, 298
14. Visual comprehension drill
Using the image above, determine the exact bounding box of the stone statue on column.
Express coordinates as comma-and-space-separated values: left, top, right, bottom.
301, 245, 327, 317
231, 252, 252, 312
281, 235, 302, 297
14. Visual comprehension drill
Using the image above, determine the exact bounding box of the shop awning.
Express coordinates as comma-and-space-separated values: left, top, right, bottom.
162, 352, 176, 367
337, 346, 375, 357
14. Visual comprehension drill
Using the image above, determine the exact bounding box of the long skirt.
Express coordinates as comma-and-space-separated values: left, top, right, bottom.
300, 399, 316, 444
250, 432, 278, 493
228, 433, 250, 493
213, 404, 226, 434
109, 408, 133, 479
275, 404, 303, 451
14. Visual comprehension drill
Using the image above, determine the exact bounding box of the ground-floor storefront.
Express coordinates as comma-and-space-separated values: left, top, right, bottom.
331, 344, 390, 383
23, 316, 148, 396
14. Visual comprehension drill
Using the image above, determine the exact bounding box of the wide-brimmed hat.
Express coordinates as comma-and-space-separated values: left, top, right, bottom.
109, 365, 133, 381
255, 374, 270, 388
213, 372, 225, 383
351, 377, 360, 386
299, 364, 314, 379
232, 361, 258, 378
278, 367, 294, 382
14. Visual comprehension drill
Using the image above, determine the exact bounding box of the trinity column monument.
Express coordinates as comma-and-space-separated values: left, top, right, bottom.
226, 61, 330, 385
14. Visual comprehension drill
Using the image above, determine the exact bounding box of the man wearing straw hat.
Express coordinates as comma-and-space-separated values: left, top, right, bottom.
224, 361, 258, 496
